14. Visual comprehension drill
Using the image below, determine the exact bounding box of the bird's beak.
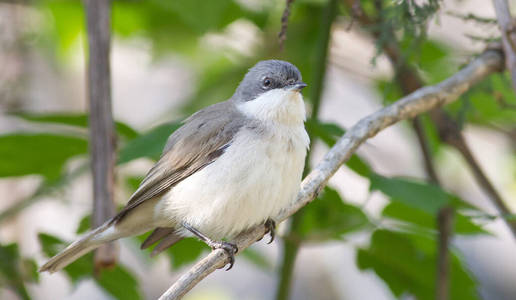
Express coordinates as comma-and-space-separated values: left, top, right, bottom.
288, 82, 308, 92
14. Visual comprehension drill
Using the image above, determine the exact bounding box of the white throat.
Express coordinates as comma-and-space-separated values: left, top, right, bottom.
236, 89, 307, 125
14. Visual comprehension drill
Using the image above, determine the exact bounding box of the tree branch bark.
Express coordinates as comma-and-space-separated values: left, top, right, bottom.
492, 0, 516, 92
84, 0, 118, 271
158, 49, 504, 300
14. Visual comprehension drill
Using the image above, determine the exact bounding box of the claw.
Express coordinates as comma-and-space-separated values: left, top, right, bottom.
265, 219, 276, 244
210, 241, 238, 271
181, 222, 238, 271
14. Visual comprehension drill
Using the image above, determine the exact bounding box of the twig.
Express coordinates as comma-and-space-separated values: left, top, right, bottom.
436, 207, 454, 300
278, 0, 295, 50
84, 0, 118, 271
158, 49, 504, 300
492, 0, 516, 92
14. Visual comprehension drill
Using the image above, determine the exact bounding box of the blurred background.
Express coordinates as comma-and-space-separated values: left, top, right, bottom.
0, 0, 515, 299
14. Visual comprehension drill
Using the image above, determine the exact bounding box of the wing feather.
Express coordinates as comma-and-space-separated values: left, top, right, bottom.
111, 102, 245, 223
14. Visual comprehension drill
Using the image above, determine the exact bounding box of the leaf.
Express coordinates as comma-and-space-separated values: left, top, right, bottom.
38, 233, 142, 299
0, 134, 88, 180
0, 243, 36, 300
118, 122, 181, 164
16, 113, 139, 140
357, 229, 479, 300
299, 187, 370, 240
95, 266, 143, 300
370, 174, 449, 214
38, 233, 92, 283
76, 215, 91, 234
305, 120, 372, 177
241, 248, 272, 272
382, 202, 488, 235
166, 238, 208, 269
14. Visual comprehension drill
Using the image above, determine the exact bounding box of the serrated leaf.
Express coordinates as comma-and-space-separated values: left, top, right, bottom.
357, 229, 479, 300
118, 122, 181, 164
166, 238, 207, 269
0, 134, 87, 180
300, 187, 369, 240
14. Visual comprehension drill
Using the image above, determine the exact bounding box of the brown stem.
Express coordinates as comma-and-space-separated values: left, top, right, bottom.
492, 0, 516, 92
84, 0, 118, 271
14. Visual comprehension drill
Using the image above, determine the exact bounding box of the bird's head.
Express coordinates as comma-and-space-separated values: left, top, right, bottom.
232, 60, 307, 124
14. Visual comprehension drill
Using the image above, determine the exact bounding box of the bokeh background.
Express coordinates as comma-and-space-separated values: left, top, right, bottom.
0, 0, 515, 299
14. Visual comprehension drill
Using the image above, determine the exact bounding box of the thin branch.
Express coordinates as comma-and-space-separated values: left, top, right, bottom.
158, 49, 504, 300
84, 0, 118, 271
278, 0, 295, 50
492, 0, 516, 92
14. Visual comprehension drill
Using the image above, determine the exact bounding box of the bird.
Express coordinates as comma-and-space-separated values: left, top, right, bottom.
39, 60, 309, 272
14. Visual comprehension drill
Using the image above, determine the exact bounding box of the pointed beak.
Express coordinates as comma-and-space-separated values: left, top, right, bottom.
288, 81, 308, 92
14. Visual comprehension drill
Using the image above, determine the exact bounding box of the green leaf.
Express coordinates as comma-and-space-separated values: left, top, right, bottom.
357, 229, 479, 300
16, 113, 139, 140
76, 215, 91, 235
95, 266, 143, 300
118, 122, 181, 164
38, 233, 142, 299
241, 248, 272, 272
0, 243, 34, 300
166, 238, 207, 269
382, 202, 488, 235
38, 233, 92, 283
0, 134, 88, 180
299, 187, 370, 240
305, 120, 372, 177
370, 174, 449, 214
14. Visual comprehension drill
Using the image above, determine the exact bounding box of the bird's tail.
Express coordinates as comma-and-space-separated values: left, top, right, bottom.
39, 222, 116, 273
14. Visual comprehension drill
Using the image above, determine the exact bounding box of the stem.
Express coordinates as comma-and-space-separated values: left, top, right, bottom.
84, 0, 118, 271
275, 1, 338, 299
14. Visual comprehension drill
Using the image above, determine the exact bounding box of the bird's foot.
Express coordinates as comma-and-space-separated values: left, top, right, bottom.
181, 222, 238, 271
208, 240, 238, 271
264, 218, 276, 244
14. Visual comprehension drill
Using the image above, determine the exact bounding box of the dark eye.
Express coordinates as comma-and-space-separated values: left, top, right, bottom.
262, 77, 272, 88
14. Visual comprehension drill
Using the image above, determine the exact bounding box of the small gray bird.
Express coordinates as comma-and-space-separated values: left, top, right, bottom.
39, 60, 309, 272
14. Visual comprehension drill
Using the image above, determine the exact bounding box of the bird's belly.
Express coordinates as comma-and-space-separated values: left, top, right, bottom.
158, 126, 307, 240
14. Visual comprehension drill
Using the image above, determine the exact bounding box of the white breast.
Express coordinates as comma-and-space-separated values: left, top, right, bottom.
156, 89, 309, 240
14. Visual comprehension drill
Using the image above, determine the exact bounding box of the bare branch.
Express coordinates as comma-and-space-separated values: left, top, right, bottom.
492, 0, 516, 92
278, 0, 295, 50
84, 0, 118, 271
158, 49, 504, 300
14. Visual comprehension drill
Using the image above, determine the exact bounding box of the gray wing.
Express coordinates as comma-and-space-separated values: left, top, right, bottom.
112, 101, 246, 223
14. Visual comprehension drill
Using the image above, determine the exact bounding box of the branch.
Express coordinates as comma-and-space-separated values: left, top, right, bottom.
278, 0, 295, 50
158, 49, 504, 300
492, 0, 516, 92
84, 0, 118, 271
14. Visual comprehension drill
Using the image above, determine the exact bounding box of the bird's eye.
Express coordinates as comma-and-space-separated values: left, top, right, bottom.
262, 78, 272, 88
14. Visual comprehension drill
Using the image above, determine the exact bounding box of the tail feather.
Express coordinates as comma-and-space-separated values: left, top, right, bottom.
39, 223, 112, 273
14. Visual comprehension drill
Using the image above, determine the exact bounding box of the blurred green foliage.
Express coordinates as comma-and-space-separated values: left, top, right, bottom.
0, 0, 514, 299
